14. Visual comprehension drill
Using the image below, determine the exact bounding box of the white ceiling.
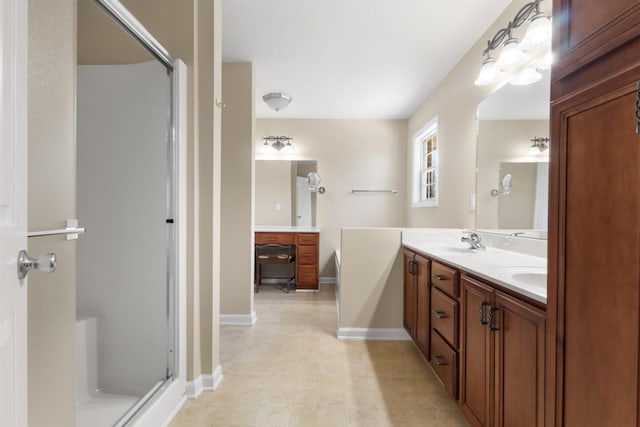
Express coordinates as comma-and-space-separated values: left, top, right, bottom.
223, 0, 513, 119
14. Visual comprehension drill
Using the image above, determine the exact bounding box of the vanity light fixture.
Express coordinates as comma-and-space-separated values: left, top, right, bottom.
530, 136, 550, 152
263, 135, 293, 153
262, 92, 292, 112
474, 0, 552, 87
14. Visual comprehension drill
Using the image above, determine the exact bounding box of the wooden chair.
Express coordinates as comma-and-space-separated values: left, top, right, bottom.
255, 244, 296, 293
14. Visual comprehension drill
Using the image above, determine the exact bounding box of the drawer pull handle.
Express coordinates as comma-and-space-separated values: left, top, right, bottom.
433, 355, 446, 366
479, 302, 489, 325
303, 273, 311, 276
432, 310, 447, 319
432, 274, 446, 281
303, 253, 312, 257
488, 307, 499, 331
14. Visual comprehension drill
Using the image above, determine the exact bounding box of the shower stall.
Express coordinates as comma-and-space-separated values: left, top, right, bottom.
75, 0, 185, 425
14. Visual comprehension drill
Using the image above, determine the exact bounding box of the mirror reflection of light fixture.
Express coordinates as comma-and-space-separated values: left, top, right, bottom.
262, 136, 293, 153
491, 174, 513, 197
475, 0, 552, 87
262, 92, 292, 112
306, 172, 325, 194
530, 136, 550, 152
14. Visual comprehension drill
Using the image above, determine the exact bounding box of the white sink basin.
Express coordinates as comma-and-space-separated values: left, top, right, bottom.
498, 266, 547, 289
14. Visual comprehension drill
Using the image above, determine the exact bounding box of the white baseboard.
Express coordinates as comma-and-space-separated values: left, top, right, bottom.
319, 276, 336, 284
220, 311, 257, 326
185, 365, 224, 399
336, 328, 411, 341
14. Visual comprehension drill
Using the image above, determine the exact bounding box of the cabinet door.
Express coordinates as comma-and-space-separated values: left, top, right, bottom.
460, 276, 494, 427
553, 0, 640, 78
549, 71, 640, 425
403, 250, 417, 338
494, 291, 545, 427
414, 254, 430, 357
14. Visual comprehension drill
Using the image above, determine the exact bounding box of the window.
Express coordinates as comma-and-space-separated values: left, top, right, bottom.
412, 117, 438, 207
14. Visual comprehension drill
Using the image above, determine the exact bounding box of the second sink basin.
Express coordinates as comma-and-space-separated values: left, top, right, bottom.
497, 266, 547, 290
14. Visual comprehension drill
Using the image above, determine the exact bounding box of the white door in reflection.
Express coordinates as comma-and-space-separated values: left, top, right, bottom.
296, 176, 312, 227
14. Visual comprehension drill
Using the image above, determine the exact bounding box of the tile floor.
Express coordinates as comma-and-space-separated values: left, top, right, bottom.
169, 284, 470, 427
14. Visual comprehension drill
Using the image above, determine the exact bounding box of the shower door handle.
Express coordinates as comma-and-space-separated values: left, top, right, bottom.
17, 250, 57, 280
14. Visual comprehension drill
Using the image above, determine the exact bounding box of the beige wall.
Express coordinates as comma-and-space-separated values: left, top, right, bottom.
476, 119, 549, 229
406, 0, 540, 229
255, 160, 292, 226
256, 119, 407, 277
28, 1, 77, 425
221, 62, 254, 316
339, 228, 404, 329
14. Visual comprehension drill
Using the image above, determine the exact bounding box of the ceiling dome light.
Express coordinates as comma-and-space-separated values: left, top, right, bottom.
262, 92, 292, 112
497, 37, 523, 70
520, 13, 552, 52
509, 67, 542, 86
474, 57, 503, 86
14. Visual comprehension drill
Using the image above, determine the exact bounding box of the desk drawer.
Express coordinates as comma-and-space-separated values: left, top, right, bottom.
255, 232, 295, 245
431, 262, 459, 297
431, 287, 459, 348
297, 233, 319, 245
297, 265, 318, 284
297, 245, 318, 265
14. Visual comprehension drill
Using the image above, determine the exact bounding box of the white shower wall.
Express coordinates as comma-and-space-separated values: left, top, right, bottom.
77, 61, 171, 396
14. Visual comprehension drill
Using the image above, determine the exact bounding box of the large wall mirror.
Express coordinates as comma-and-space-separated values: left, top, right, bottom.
255, 160, 318, 227
476, 74, 550, 239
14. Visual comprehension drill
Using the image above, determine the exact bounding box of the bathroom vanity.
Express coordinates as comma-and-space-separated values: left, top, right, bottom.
255, 226, 320, 291
402, 229, 546, 427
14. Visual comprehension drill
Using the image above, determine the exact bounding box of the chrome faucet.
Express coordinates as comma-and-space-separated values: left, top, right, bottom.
461, 230, 486, 250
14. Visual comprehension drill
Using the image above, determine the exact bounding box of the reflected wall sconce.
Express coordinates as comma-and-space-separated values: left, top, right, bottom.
263, 92, 292, 112
475, 0, 552, 86
531, 136, 550, 152
262, 136, 294, 153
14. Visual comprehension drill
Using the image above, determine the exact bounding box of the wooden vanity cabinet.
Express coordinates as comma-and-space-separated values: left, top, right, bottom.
548, 1, 640, 425
403, 249, 430, 357
460, 275, 545, 427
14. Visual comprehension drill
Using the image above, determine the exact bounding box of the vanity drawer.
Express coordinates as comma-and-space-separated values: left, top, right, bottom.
297, 233, 319, 245
431, 287, 459, 349
297, 265, 318, 284
431, 262, 459, 297
255, 232, 295, 245
297, 245, 318, 265
430, 329, 458, 399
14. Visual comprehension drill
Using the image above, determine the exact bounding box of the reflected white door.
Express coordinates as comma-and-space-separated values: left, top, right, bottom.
0, 0, 28, 425
296, 177, 312, 227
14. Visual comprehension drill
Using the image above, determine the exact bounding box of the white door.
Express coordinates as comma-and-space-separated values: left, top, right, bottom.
296, 176, 312, 227
0, 0, 28, 425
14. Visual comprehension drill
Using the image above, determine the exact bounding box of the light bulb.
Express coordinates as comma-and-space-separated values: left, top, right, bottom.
474, 57, 503, 86
535, 51, 553, 71
520, 13, 552, 52
509, 67, 542, 86
497, 38, 523, 70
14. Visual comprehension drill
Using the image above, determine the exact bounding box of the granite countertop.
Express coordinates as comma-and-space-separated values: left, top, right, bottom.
402, 229, 547, 304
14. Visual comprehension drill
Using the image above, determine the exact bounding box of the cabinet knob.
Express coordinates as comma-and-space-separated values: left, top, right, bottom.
432, 274, 446, 281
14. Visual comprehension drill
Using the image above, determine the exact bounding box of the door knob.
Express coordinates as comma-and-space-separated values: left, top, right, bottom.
17, 250, 56, 280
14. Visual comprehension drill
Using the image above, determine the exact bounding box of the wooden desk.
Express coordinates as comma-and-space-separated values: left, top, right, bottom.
255, 230, 320, 291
